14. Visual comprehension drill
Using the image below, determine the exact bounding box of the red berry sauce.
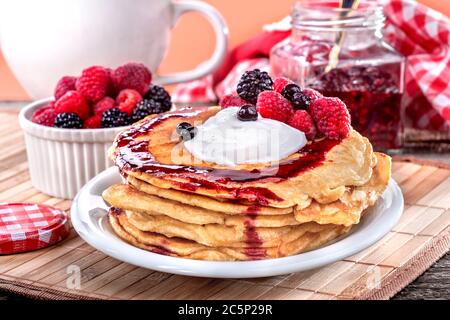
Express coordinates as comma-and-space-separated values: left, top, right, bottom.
310, 66, 403, 150
243, 217, 266, 260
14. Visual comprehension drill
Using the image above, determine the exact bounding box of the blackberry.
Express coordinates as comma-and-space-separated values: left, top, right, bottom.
176, 122, 192, 135
281, 83, 311, 110
176, 122, 197, 141
281, 83, 301, 100
54, 112, 83, 129
237, 105, 258, 121
102, 108, 130, 128
292, 92, 311, 110
131, 99, 165, 122
143, 85, 172, 112
236, 69, 273, 104
182, 127, 197, 141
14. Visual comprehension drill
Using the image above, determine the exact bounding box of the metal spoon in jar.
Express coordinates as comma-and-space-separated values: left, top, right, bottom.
324, 0, 361, 73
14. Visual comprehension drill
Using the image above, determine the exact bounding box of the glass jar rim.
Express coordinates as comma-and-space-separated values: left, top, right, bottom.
292, 0, 385, 31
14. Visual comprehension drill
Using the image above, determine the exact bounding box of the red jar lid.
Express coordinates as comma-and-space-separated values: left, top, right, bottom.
0, 203, 69, 254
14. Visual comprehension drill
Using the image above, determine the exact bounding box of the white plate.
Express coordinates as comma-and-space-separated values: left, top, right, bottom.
71, 166, 403, 278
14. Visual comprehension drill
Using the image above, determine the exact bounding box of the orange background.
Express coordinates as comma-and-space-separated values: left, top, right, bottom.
0, 0, 448, 100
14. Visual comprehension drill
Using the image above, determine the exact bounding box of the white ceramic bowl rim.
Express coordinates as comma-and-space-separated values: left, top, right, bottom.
19, 98, 129, 143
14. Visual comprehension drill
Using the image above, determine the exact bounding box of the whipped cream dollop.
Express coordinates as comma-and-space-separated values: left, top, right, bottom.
183, 107, 307, 166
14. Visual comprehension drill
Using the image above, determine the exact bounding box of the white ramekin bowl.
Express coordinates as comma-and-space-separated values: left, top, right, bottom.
19, 98, 127, 199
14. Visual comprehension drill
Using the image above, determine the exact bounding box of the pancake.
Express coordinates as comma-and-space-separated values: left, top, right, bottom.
109, 106, 377, 208
125, 209, 312, 247
103, 184, 299, 227
110, 209, 350, 261
127, 175, 292, 216
102, 153, 389, 227
293, 152, 391, 226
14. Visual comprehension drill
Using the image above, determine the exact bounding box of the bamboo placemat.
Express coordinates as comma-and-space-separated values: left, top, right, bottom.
0, 109, 449, 300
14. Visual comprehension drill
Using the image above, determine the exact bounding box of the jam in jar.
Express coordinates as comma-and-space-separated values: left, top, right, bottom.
270, 0, 406, 151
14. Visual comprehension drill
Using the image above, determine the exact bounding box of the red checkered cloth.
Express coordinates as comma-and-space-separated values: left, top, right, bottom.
172, 0, 450, 132
0, 203, 69, 254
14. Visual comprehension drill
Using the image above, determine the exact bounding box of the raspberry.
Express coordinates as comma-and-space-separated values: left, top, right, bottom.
273, 77, 293, 93
54, 76, 77, 100
219, 94, 248, 109
236, 69, 273, 104
32, 102, 57, 127
111, 62, 152, 95
55, 91, 90, 120
287, 110, 317, 140
309, 97, 351, 140
116, 89, 142, 115
54, 112, 83, 129
131, 99, 165, 122
143, 85, 172, 112
83, 114, 102, 129
102, 108, 130, 128
256, 91, 293, 123
75, 66, 110, 103
105, 68, 116, 97
303, 88, 323, 103
93, 97, 116, 115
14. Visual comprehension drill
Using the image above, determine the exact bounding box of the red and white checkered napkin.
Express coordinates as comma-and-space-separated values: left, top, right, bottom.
172, 0, 450, 132
0, 203, 69, 254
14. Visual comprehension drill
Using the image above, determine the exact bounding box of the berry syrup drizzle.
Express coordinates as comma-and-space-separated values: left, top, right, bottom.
243, 217, 266, 260
114, 107, 341, 206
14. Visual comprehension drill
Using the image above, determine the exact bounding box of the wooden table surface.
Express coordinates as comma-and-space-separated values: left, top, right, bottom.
0, 101, 449, 300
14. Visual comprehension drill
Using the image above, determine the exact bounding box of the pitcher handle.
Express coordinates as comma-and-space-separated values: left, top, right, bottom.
153, 0, 228, 86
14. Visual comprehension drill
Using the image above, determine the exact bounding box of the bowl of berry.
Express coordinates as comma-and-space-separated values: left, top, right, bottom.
19, 62, 172, 199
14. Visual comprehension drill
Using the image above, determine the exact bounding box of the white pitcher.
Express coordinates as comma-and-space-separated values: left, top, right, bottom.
0, 0, 228, 99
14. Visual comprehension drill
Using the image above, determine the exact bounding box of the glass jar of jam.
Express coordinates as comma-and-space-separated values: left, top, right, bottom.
270, 0, 406, 152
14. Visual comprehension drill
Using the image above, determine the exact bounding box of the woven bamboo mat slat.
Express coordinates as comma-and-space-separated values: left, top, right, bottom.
0, 111, 449, 300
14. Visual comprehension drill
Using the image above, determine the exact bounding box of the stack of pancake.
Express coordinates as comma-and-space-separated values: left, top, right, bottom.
103, 106, 391, 261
